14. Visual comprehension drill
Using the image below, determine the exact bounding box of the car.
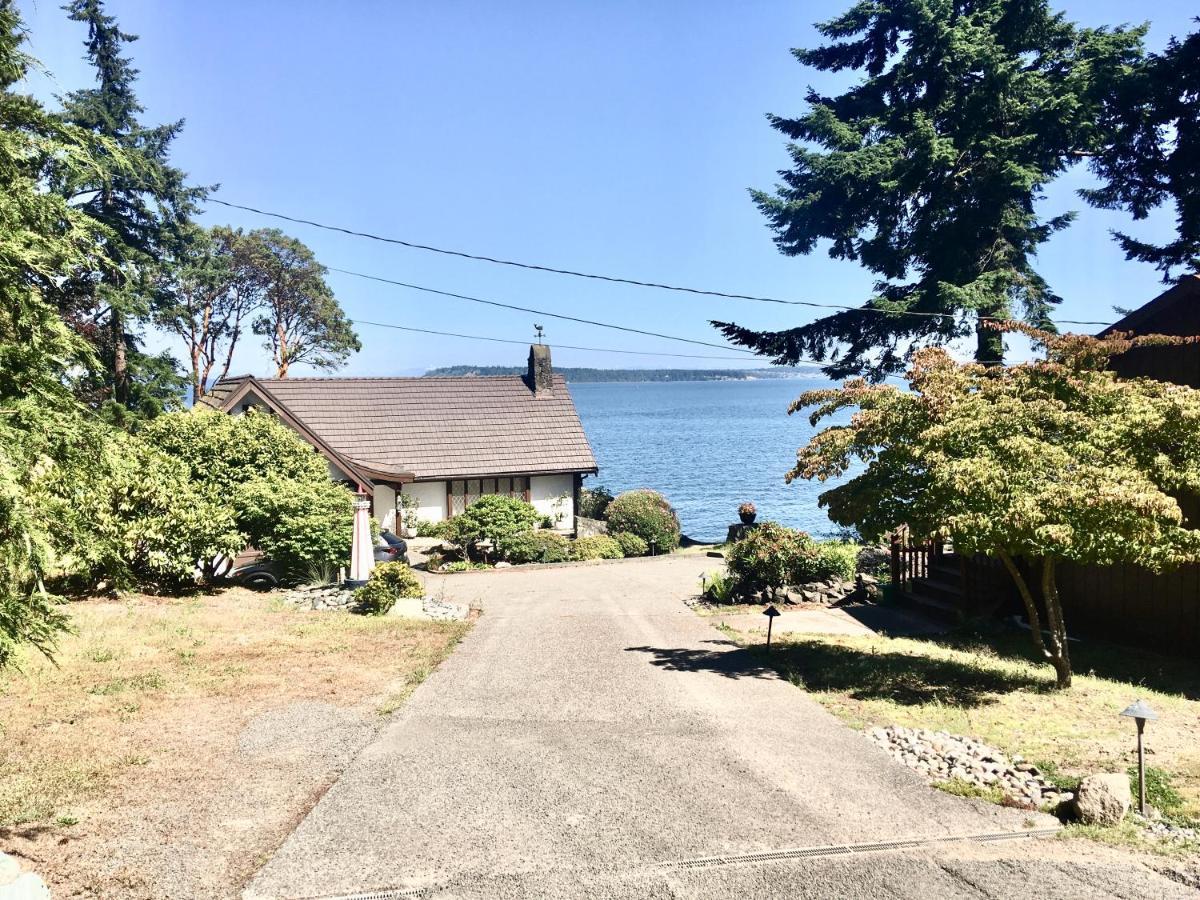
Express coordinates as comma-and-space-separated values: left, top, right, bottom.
232, 560, 280, 590
374, 530, 409, 564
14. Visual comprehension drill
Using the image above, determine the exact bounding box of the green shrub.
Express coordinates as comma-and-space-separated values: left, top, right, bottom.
611, 531, 648, 558
579, 485, 614, 519
448, 495, 539, 547
700, 569, 740, 604
726, 522, 812, 599
353, 561, 423, 615
604, 490, 680, 552
438, 560, 490, 573
416, 518, 456, 539
233, 476, 355, 578
572, 535, 624, 560
809, 541, 860, 583
501, 530, 572, 564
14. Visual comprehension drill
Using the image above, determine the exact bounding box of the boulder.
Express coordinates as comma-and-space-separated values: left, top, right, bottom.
1072, 773, 1131, 825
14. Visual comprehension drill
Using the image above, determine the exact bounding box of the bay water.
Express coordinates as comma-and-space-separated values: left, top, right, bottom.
570, 378, 850, 544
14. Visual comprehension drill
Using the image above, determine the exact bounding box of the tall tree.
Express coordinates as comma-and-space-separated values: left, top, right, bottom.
248, 229, 360, 377
54, 0, 200, 416
1085, 26, 1200, 280
717, 1, 1144, 380
157, 226, 268, 402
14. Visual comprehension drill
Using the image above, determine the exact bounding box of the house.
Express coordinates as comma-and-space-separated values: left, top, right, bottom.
1099, 274, 1200, 387
199, 344, 598, 533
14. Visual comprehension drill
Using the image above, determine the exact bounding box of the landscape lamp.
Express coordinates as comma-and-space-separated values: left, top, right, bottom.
1119, 699, 1158, 816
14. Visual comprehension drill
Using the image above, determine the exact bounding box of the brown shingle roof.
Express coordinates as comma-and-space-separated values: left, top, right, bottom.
206, 374, 598, 482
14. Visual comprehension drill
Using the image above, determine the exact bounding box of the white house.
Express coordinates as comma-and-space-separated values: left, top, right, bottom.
200, 345, 598, 533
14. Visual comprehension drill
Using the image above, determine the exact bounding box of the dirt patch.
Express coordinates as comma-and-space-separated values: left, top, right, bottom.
0, 587, 470, 898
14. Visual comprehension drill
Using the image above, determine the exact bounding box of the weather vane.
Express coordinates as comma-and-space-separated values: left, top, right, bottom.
535, 324, 544, 345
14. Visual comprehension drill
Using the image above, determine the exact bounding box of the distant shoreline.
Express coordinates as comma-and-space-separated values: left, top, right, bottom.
423, 365, 821, 383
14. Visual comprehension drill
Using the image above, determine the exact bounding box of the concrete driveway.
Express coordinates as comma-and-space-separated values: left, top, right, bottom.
247, 556, 1191, 899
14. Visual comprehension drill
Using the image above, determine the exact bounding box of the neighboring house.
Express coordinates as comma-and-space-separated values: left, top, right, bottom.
199, 344, 598, 533
1100, 274, 1200, 387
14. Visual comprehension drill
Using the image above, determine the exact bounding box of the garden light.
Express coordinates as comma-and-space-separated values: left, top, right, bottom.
763, 604, 781, 653
1119, 699, 1158, 816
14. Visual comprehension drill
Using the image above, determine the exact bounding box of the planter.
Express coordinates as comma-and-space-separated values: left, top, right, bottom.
739, 511, 757, 525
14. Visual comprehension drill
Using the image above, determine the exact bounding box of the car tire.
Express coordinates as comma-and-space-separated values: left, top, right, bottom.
242, 571, 278, 590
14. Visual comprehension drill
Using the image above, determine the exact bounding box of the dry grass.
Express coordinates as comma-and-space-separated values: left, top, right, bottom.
750, 628, 1200, 855
0, 587, 470, 898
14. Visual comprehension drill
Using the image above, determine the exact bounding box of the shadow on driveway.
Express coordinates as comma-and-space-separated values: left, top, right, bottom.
623, 640, 782, 680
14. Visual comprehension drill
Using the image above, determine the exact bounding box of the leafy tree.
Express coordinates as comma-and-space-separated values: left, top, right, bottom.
156, 226, 269, 402
232, 476, 355, 577
141, 408, 327, 487
1085, 27, 1200, 279
717, 1, 1144, 379
246, 229, 359, 377
55, 0, 201, 415
792, 329, 1200, 687
448, 495, 540, 549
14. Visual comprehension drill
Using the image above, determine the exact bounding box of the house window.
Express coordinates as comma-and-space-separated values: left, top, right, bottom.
447, 476, 529, 516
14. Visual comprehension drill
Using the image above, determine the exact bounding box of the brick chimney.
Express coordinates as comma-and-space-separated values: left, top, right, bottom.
527, 343, 553, 395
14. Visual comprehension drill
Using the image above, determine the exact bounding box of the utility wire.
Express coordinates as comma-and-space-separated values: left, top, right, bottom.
329, 267, 759, 355
206, 197, 1115, 328
351, 319, 762, 361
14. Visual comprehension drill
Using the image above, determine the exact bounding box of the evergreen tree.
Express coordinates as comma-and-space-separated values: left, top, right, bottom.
1085, 27, 1200, 280
718, 1, 1144, 380
54, 0, 200, 418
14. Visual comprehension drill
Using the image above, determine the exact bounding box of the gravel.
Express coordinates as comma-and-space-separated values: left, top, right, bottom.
868, 725, 1074, 809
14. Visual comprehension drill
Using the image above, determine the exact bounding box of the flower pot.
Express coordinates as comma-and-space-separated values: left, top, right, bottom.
739, 511, 757, 525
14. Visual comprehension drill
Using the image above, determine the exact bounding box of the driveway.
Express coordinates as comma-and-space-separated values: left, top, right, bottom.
247, 556, 1192, 899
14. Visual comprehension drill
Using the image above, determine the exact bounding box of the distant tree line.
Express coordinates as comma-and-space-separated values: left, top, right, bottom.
424, 366, 809, 383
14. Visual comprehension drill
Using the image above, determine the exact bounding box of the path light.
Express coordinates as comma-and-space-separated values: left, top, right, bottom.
1120, 699, 1158, 815
763, 605, 781, 653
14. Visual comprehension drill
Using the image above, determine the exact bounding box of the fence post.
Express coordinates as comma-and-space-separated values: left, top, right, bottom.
890, 530, 902, 591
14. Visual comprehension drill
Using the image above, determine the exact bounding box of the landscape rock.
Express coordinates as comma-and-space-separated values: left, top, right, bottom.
1073, 773, 1131, 825
867, 725, 1074, 810
0, 852, 19, 885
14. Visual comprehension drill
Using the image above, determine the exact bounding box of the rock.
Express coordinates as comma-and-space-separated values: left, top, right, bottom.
494, 561, 513, 568
1073, 773, 1131, 825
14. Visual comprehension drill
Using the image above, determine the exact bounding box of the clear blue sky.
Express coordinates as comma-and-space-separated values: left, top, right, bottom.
17, 0, 1198, 377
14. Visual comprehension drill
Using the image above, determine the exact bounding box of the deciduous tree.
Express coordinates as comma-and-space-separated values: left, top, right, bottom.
793, 328, 1200, 687
718, 0, 1144, 380
246, 229, 359, 377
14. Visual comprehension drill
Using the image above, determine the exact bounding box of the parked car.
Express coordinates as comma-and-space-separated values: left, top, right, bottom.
375, 530, 409, 564
232, 560, 281, 590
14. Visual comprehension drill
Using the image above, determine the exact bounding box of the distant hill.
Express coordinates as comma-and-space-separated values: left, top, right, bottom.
422, 366, 816, 383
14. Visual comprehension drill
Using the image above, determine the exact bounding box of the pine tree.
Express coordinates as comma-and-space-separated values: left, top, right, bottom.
717, 1, 1144, 380
54, 0, 200, 417
1085, 28, 1199, 280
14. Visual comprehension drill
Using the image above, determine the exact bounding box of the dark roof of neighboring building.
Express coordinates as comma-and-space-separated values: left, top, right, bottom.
199, 373, 598, 483
1098, 275, 1200, 337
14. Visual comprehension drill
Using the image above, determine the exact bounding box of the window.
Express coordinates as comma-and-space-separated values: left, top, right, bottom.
447, 476, 529, 515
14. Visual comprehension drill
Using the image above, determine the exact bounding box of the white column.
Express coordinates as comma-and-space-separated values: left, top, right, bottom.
349, 496, 375, 582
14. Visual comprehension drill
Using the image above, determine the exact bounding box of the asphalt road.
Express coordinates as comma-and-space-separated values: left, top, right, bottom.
246, 556, 1193, 899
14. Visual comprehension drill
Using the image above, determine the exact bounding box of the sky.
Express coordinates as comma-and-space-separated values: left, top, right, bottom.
16, 0, 1198, 377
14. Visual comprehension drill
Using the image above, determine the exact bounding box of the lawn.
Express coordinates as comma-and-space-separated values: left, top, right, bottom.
0, 587, 470, 898
734, 624, 1200, 851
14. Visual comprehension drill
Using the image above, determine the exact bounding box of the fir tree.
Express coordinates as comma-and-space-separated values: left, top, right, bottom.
54, 0, 200, 417
1085, 26, 1200, 280
718, 0, 1144, 379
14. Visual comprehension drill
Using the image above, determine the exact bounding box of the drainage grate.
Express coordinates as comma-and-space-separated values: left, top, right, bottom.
655, 827, 1061, 872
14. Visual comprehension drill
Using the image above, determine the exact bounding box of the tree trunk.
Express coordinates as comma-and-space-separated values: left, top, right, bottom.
275, 321, 288, 378
111, 307, 128, 406
975, 310, 1005, 366
998, 551, 1072, 689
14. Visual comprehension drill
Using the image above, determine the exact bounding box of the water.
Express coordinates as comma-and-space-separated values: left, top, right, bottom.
570, 378, 850, 544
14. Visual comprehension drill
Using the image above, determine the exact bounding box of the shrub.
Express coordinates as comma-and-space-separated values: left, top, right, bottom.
353, 561, 423, 615
501, 530, 572, 564
789, 540, 860, 584
726, 521, 812, 599
572, 535, 624, 560
416, 518, 456, 540
447, 495, 539, 547
611, 531, 648, 558
700, 569, 739, 604
233, 476, 356, 578
439, 560, 490, 573
604, 490, 680, 552
579, 485, 614, 519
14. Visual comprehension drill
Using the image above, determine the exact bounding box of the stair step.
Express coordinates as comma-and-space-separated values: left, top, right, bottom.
909, 576, 963, 601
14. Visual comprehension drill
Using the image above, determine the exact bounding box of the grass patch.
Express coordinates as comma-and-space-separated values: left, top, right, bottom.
721, 626, 1200, 833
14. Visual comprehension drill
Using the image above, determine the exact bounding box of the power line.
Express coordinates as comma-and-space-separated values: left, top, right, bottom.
205, 197, 1115, 328
329, 266, 759, 355
351, 319, 761, 361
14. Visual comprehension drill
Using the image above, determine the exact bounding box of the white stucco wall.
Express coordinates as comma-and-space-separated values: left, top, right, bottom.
401, 481, 448, 526
530, 474, 575, 531
373, 484, 397, 532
